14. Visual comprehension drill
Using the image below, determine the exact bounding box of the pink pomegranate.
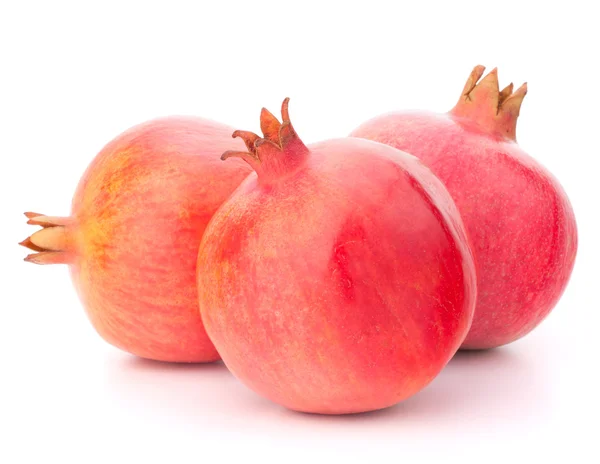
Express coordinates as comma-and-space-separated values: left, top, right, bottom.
197, 99, 476, 414
21, 117, 251, 362
351, 66, 577, 349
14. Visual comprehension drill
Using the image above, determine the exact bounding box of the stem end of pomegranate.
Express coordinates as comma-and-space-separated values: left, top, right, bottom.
24, 251, 70, 265
222, 98, 309, 182
21, 213, 73, 265
450, 65, 527, 142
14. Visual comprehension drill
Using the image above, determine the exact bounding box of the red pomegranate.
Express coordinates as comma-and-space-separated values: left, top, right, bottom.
197, 99, 477, 414
21, 117, 251, 362
351, 66, 578, 349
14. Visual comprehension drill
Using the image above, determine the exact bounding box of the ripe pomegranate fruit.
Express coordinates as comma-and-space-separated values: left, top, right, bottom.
350, 66, 578, 349
21, 117, 251, 362
197, 99, 477, 414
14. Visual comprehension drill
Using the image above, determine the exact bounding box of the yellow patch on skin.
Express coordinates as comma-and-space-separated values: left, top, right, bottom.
106, 177, 124, 195
178, 208, 191, 220
79, 215, 112, 266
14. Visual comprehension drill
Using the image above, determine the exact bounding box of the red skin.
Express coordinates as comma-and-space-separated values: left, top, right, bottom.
22, 117, 251, 362
350, 66, 578, 349
198, 100, 476, 414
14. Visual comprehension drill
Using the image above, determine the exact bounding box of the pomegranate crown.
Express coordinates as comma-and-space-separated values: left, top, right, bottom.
222, 98, 309, 181
19, 212, 72, 265
450, 65, 528, 141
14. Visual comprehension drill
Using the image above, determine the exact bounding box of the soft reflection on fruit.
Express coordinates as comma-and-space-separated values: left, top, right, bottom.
197, 99, 477, 414
21, 118, 251, 362
351, 65, 578, 349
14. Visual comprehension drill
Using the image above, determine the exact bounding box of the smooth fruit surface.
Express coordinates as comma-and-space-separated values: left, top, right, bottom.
198, 100, 476, 414
22, 117, 251, 362
350, 66, 578, 349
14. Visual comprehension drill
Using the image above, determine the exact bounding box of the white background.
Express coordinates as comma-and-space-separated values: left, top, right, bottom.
1, 1, 598, 462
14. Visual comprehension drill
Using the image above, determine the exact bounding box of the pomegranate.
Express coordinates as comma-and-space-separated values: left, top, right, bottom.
350, 66, 578, 349
197, 99, 477, 414
21, 117, 252, 362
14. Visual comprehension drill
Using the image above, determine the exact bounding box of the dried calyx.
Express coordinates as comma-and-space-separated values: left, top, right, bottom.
450, 65, 527, 141
20, 212, 72, 264
222, 98, 309, 181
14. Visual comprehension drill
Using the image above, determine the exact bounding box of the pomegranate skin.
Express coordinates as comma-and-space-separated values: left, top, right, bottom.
198, 100, 476, 414
350, 67, 578, 349
22, 117, 251, 362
